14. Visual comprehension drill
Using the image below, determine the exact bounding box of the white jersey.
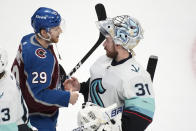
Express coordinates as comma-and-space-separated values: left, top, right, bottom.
0, 71, 28, 130
88, 55, 155, 119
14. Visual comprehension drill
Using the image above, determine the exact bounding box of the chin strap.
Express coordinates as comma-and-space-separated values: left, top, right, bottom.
37, 32, 51, 42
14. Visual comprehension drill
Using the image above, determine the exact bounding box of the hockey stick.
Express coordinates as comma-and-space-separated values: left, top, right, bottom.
146, 55, 158, 81
68, 3, 107, 77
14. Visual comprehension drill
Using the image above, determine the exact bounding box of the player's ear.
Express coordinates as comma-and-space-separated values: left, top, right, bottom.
40, 29, 48, 37
115, 44, 122, 50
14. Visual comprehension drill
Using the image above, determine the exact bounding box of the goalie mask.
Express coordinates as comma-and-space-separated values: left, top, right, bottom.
96, 15, 143, 50
0, 48, 8, 73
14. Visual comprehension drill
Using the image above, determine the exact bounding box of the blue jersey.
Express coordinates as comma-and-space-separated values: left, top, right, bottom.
11, 33, 70, 117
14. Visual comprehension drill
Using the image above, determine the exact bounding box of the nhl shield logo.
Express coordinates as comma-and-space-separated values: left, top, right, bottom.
35, 48, 46, 58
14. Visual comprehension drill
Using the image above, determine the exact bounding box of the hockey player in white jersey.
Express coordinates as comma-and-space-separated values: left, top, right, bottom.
78, 15, 155, 131
0, 48, 32, 131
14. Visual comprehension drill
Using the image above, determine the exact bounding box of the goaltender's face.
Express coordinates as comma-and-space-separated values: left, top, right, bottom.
103, 36, 118, 59
49, 26, 62, 43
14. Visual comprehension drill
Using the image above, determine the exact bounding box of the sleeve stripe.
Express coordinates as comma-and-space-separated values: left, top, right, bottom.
124, 110, 152, 123
21, 95, 28, 124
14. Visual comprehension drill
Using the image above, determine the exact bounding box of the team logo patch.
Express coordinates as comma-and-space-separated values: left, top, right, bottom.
90, 79, 106, 107
35, 48, 47, 58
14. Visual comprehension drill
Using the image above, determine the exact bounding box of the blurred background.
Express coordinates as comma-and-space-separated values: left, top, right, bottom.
0, 0, 196, 130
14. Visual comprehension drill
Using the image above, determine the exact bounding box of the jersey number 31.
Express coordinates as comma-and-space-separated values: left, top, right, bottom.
135, 83, 151, 96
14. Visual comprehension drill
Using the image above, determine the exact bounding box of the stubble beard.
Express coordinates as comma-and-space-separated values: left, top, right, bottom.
106, 49, 118, 59
51, 36, 59, 43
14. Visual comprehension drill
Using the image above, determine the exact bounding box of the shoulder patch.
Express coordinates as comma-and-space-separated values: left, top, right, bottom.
35, 48, 47, 58
131, 64, 140, 72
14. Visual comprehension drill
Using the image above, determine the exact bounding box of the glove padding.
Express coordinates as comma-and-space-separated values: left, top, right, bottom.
77, 102, 121, 131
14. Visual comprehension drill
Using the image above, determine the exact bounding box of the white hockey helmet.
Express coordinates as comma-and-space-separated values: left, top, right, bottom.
96, 15, 143, 50
0, 48, 8, 73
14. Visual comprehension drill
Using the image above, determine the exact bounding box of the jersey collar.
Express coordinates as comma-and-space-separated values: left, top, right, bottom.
111, 53, 132, 66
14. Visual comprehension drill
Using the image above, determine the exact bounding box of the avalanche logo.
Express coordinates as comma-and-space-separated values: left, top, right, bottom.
35, 48, 47, 58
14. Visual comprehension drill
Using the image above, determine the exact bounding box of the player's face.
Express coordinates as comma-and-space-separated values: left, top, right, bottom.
49, 26, 62, 43
103, 37, 118, 58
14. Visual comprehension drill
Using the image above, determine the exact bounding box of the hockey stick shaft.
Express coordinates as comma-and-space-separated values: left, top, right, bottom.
68, 4, 107, 77
68, 34, 105, 77
146, 55, 158, 81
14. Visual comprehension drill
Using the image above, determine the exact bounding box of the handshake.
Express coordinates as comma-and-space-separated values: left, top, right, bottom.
63, 77, 80, 105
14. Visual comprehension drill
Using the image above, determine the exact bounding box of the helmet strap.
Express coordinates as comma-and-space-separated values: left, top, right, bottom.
38, 32, 51, 42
